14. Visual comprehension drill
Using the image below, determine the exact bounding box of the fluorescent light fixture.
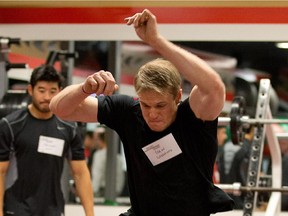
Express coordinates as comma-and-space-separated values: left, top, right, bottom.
276, 42, 288, 49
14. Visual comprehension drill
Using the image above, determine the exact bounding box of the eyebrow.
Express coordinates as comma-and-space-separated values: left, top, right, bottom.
140, 101, 166, 106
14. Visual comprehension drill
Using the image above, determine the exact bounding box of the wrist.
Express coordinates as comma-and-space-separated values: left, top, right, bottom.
81, 84, 91, 95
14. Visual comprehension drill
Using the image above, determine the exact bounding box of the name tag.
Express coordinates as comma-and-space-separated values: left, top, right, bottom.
142, 133, 182, 166
38, 135, 64, 157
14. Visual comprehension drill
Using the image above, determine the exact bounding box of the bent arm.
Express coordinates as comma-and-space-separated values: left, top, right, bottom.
50, 70, 118, 122
126, 9, 226, 120
69, 160, 94, 216
0, 161, 9, 216
50, 83, 98, 122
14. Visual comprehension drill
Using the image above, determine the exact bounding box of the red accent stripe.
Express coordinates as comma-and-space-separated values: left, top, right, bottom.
1, 7, 288, 24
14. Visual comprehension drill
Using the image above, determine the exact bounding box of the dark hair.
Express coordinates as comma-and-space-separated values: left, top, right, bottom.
98, 132, 105, 142
29, 65, 64, 88
85, 131, 94, 139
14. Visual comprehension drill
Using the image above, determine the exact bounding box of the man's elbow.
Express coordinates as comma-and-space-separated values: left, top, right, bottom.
205, 84, 226, 120
49, 99, 65, 118
213, 82, 226, 113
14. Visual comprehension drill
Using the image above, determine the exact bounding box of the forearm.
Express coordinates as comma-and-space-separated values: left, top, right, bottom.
49, 83, 93, 122
0, 176, 5, 216
0, 163, 8, 216
74, 171, 95, 216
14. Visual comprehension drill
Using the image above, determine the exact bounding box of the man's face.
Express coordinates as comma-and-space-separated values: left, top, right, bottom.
28, 81, 60, 113
138, 89, 181, 132
84, 135, 95, 150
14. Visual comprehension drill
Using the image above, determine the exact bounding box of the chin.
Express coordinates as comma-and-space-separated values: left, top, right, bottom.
148, 124, 167, 132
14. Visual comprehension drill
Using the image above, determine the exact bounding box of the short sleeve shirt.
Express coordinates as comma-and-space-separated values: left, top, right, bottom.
97, 94, 218, 216
0, 108, 84, 215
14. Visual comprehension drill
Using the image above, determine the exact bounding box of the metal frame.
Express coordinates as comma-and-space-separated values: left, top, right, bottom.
0, 38, 9, 100
238, 79, 284, 216
264, 107, 282, 216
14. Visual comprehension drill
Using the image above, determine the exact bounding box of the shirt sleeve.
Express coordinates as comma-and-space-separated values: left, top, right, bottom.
68, 122, 85, 161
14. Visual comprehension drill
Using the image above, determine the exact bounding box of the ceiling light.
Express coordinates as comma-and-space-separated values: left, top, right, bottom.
276, 42, 288, 49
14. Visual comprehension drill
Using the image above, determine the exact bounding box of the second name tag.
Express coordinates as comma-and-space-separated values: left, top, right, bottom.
38, 135, 65, 157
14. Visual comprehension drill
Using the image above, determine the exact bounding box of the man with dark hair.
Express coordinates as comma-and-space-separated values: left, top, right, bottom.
0, 65, 94, 216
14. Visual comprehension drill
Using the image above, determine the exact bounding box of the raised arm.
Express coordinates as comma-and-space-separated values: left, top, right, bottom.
125, 9, 226, 121
49, 70, 118, 122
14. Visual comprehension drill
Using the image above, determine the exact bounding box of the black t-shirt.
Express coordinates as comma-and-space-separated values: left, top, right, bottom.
98, 94, 218, 216
0, 108, 84, 215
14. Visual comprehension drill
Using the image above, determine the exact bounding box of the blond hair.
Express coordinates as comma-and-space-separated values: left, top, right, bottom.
134, 58, 181, 98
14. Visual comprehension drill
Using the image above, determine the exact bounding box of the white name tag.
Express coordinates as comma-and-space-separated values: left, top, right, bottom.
38, 135, 64, 157
142, 133, 182, 166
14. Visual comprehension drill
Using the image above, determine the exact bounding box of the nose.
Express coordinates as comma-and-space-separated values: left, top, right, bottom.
148, 108, 158, 119
44, 92, 53, 101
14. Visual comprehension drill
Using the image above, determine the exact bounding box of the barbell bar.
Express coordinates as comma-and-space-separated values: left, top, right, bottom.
218, 116, 288, 127
218, 115, 288, 144
216, 183, 288, 194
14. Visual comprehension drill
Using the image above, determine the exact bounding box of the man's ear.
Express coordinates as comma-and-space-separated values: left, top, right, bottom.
176, 89, 182, 104
27, 84, 33, 96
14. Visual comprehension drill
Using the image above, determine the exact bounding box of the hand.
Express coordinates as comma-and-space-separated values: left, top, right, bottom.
82, 70, 118, 96
125, 9, 159, 45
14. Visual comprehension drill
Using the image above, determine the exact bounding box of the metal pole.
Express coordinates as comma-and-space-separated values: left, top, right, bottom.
61, 41, 75, 203
216, 183, 288, 193
218, 117, 288, 126
0, 38, 9, 100
67, 41, 75, 86
104, 41, 122, 204
0, 61, 6, 100
243, 79, 271, 216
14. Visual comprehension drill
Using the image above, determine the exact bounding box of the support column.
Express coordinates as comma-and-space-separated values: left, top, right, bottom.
104, 41, 122, 204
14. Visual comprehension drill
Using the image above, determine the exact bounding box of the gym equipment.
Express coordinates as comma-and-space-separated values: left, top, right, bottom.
217, 182, 288, 193
45, 50, 78, 87
0, 37, 27, 100
0, 90, 30, 118
218, 79, 284, 216
45, 50, 78, 66
219, 97, 288, 145
0, 37, 29, 118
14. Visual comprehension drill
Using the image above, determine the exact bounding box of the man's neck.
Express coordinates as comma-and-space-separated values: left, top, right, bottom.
28, 104, 53, 119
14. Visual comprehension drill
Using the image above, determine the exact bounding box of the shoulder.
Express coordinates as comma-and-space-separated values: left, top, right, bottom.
177, 98, 217, 127
98, 94, 139, 116
54, 116, 79, 135
1, 108, 28, 125
98, 94, 138, 105
54, 116, 77, 128
177, 98, 194, 117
